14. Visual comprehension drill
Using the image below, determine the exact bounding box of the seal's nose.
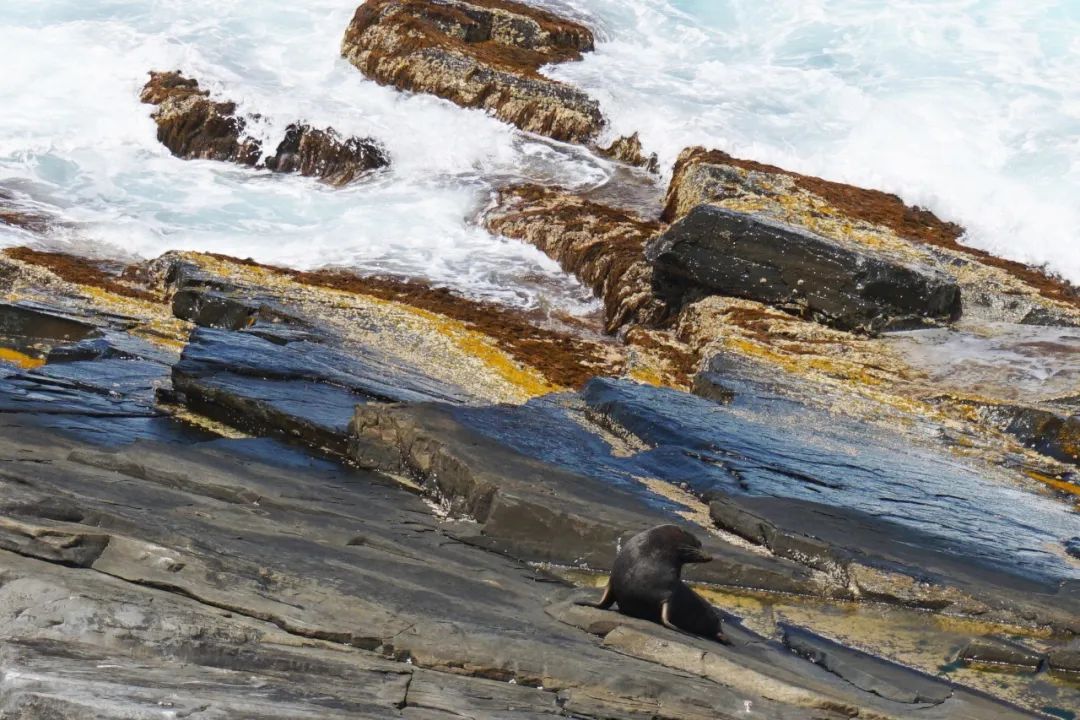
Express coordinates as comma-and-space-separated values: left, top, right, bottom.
688, 549, 713, 563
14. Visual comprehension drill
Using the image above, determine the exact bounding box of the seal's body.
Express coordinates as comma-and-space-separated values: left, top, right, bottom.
584, 525, 728, 643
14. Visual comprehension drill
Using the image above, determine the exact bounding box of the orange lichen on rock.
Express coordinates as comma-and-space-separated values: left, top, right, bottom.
3, 248, 158, 302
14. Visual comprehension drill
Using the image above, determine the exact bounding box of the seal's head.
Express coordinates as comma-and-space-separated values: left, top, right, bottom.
641, 524, 712, 566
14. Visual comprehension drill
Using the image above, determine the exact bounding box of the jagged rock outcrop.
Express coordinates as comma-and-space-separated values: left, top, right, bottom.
648, 204, 963, 333
262, 123, 388, 185
663, 147, 1080, 326
597, 132, 659, 172
340, 0, 604, 143
140, 71, 262, 165
140, 71, 387, 184
484, 184, 665, 331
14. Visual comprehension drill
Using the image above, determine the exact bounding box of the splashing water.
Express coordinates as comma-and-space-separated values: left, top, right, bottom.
1, 0, 1077, 314
547, 0, 1080, 283
0, 1, 610, 313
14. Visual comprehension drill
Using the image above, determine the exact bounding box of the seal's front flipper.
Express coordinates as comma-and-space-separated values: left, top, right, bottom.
575, 581, 615, 609
660, 600, 684, 633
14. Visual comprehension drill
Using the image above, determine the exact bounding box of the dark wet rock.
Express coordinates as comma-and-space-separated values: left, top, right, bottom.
141, 72, 387, 183
262, 123, 388, 186
597, 132, 659, 172
341, 0, 604, 143
348, 400, 818, 594
0, 302, 98, 357
706, 490, 1079, 627
485, 184, 665, 331
663, 147, 1080, 324
958, 637, 1045, 670
781, 624, 953, 705
140, 70, 262, 165
647, 204, 963, 333
577, 374, 1080, 629
1020, 305, 1080, 327
1067, 537, 1080, 560
963, 401, 1080, 468
1048, 638, 1080, 674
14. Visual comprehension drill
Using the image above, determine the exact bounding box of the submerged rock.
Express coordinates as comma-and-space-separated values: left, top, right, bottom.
648, 204, 963, 333
597, 132, 659, 172
140, 71, 387, 184
340, 0, 604, 143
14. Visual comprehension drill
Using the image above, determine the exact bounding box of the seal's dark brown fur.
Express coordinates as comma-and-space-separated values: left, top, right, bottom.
583, 524, 729, 644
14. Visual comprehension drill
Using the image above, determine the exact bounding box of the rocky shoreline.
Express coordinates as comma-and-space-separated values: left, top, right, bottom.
2, 0, 1079, 718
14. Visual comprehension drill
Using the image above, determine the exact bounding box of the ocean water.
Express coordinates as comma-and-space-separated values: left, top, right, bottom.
550, 0, 1080, 283
1, 0, 1077, 313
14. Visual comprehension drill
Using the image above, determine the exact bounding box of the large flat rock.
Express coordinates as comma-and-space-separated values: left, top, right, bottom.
647, 204, 962, 333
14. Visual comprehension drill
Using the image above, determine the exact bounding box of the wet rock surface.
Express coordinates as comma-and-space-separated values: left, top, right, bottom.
964, 401, 1080, 468
959, 637, 1046, 670
340, 0, 604, 143
648, 204, 963, 333
1, 236, 1078, 716
141, 71, 387, 183
140, 71, 263, 166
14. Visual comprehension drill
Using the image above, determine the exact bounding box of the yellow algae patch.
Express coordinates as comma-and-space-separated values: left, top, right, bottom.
183, 253, 561, 402
1023, 469, 1080, 501
0, 348, 45, 369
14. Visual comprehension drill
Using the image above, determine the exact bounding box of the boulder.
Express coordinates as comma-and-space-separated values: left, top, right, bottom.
141, 71, 387, 183
1048, 638, 1080, 674
662, 147, 1080, 326
140, 70, 262, 165
964, 402, 1080, 468
263, 123, 388, 186
647, 204, 962, 333
341, 0, 604, 143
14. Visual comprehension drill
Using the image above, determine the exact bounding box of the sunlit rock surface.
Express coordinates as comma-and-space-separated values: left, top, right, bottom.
340, 0, 604, 143
1, 230, 1077, 716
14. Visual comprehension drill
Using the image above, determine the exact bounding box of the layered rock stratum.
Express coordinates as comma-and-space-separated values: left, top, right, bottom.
1, 2, 1078, 715
340, 0, 604, 143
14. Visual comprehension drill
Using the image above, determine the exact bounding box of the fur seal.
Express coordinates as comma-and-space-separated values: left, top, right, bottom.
582, 524, 729, 644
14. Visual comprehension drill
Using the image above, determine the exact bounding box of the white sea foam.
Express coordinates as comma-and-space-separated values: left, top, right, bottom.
547, 0, 1080, 283
1, 0, 1077, 314
0, 1, 608, 313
